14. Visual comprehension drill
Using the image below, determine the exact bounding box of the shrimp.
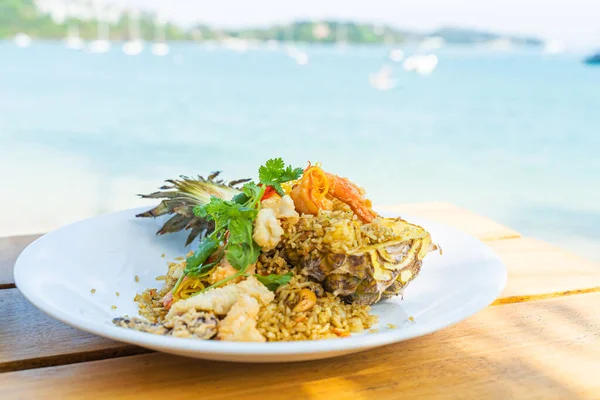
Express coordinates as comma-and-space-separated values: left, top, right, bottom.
290, 164, 333, 215
216, 294, 265, 342
290, 164, 377, 223
209, 256, 256, 285
324, 172, 377, 223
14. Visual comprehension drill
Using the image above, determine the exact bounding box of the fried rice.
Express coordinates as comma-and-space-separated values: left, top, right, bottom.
132, 208, 398, 340
257, 275, 376, 341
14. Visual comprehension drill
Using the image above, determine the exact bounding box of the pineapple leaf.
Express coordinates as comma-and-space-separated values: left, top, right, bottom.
136, 173, 248, 243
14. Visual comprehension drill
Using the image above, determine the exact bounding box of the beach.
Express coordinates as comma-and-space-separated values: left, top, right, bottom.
1, 42, 599, 261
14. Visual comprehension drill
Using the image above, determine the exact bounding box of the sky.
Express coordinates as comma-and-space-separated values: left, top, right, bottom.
117, 0, 600, 48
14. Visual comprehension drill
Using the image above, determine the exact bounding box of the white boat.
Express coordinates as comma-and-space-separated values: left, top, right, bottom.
283, 23, 308, 65
64, 2, 84, 50
285, 45, 309, 65
89, 39, 111, 53
335, 23, 348, 50
151, 16, 169, 56
151, 42, 169, 56
123, 10, 144, 55
123, 40, 143, 55
66, 36, 84, 50
14, 33, 32, 48
65, 24, 84, 50
388, 48, 404, 62
265, 40, 279, 51
417, 54, 438, 75
285, 45, 299, 58
223, 37, 249, 53
295, 51, 309, 65
284, 23, 298, 55
403, 54, 438, 75
88, 9, 111, 53
419, 36, 445, 50
369, 66, 397, 91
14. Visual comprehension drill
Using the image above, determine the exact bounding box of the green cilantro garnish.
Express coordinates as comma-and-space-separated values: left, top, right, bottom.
175, 159, 303, 295
189, 182, 264, 292
258, 158, 303, 196
254, 272, 293, 291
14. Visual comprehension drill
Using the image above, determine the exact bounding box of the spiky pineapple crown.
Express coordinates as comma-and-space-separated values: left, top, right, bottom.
137, 172, 250, 246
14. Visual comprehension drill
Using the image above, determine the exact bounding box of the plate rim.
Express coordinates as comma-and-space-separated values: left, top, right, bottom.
14, 207, 507, 357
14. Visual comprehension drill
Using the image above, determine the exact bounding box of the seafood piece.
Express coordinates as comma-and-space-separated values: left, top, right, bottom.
217, 294, 265, 342
292, 289, 317, 312
290, 165, 332, 215
253, 208, 284, 251
324, 173, 377, 223
290, 164, 377, 223
166, 276, 274, 318
209, 257, 256, 286
162, 291, 175, 309
254, 194, 300, 251
261, 194, 300, 223
164, 310, 219, 339
112, 312, 218, 340
112, 317, 170, 335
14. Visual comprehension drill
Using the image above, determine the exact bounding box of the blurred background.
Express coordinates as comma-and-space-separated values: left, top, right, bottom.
1, 0, 599, 261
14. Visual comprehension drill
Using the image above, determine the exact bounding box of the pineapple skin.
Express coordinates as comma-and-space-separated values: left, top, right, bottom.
300, 239, 431, 306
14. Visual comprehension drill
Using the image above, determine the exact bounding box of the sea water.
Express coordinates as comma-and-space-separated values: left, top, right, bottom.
1, 42, 599, 261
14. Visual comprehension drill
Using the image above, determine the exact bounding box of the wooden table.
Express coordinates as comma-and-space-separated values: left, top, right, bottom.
1, 202, 599, 399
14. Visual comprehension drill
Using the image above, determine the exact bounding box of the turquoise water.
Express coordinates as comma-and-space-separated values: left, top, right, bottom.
1, 42, 599, 261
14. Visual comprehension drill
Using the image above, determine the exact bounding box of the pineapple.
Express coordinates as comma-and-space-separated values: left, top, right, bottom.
300, 219, 437, 305
136, 172, 249, 246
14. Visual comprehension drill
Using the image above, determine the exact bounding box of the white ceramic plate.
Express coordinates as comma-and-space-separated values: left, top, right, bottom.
14, 207, 506, 363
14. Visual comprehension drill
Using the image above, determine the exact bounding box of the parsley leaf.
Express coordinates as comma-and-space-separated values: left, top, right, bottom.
242, 182, 263, 202
227, 217, 261, 270
227, 240, 261, 271
184, 237, 220, 274
255, 272, 293, 291
258, 158, 304, 196
193, 184, 262, 274
258, 158, 285, 183
281, 165, 304, 182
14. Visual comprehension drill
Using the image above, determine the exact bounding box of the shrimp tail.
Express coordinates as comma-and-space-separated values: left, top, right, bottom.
325, 173, 377, 223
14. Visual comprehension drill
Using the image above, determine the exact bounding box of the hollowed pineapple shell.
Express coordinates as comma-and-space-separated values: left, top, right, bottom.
300, 219, 435, 305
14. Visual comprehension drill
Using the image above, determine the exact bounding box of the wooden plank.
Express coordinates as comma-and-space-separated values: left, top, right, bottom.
490, 237, 600, 301
0, 212, 596, 373
0, 234, 41, 288
379, 202, 521, 241
2, 293, 599, 400
0, 289, 149, 372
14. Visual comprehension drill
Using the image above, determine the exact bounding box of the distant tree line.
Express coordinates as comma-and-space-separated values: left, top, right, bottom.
0, 0, 542, 46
